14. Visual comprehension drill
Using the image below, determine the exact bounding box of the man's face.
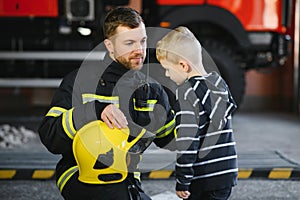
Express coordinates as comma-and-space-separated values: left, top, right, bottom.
107, 23, 147, 70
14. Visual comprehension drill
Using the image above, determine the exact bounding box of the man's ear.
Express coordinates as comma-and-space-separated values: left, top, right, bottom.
104, 39, 113, 53
179, 60, 191, 72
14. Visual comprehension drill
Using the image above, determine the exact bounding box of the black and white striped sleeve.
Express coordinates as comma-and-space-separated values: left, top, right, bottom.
175, 86, 201, 191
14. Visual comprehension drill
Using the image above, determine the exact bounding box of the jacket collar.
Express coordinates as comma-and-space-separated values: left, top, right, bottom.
102, 53, 130, 82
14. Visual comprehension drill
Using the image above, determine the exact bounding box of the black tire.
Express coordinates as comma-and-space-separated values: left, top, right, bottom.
201, 39, 245, 107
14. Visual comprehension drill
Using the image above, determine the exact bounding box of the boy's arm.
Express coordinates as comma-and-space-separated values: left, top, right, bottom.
176, 191, 191, 199
175, 88, 200, 191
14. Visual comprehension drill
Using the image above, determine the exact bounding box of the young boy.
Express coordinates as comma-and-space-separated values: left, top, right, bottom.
156, 26, 238, 200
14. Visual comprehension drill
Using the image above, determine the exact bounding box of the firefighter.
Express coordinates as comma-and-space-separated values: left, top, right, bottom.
38, 7, 175, 200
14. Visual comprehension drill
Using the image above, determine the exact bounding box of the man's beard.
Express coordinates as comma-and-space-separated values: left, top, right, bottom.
116, 53, 144, 70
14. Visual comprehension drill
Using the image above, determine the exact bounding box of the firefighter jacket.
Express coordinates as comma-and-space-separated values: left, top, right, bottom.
38, 54, 175, 192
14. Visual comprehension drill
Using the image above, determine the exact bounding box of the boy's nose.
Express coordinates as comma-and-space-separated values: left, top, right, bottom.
165, 71, 169, 77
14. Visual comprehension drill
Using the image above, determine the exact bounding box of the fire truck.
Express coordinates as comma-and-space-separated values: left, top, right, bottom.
0, 0, 295, 106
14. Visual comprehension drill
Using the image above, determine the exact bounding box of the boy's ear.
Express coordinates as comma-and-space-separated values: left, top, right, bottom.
179, 60, 191, 72
104, 39, 114, 53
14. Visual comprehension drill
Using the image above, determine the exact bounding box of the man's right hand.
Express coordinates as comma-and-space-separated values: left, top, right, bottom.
101, 104, 128, 129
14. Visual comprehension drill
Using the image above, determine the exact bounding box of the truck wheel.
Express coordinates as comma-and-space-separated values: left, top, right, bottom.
201, 40, 245, 107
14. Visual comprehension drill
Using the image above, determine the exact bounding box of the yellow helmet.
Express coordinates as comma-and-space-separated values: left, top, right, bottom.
72, 120, 146, 184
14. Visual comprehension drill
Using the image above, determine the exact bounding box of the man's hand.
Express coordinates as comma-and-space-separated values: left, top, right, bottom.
176, 190, 190, 199
101, 104, 128, 129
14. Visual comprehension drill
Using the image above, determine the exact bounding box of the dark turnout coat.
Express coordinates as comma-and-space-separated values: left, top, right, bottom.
38, 54, 175, 192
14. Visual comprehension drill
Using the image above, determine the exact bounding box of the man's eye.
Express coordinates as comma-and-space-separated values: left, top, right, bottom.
125, 42, 134, 46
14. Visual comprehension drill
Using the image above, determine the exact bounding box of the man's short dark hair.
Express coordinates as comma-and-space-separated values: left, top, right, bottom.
103, 7, 143, 39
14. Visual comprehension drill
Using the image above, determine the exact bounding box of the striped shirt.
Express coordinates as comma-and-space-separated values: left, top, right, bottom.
174, 72, 238, 191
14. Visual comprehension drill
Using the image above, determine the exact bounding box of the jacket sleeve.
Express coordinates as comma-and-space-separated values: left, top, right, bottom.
38, 73, 75, 154
38, 72, 107, 155
152, 84, 176, 150
175, 87, 201, 191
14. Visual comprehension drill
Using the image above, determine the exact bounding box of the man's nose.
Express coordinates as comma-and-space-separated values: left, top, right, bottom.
133, 43, 144, 52
133, 48, 143, 54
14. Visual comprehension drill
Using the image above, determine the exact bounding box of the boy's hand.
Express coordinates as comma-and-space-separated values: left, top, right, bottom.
176, 190, 190, 199
101, 104, 128, 129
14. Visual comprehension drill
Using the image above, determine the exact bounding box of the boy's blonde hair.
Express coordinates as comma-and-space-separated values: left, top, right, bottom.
156, 26, 202, 67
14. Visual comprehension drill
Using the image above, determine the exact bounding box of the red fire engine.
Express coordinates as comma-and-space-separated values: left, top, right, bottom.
0, 0, 296, 105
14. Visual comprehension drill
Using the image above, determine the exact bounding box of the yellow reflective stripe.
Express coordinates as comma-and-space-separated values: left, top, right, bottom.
134, 172, 141, 181
155, 117, 175, 137
156, 118, 175, 134
156, 125, 175, 138
134, 106, 154, 111
133, 99, 157, 105
57, 166, 78, 192
83, 93, 119, 100
133, 99, 157, 112
46, 107, 67, 117
62, 108, 76, 139
147, 100, 158, 104
156, 123, 177, 138
82, 94, 119, 104
133, 155, 142, 181
174, 128, 178, 139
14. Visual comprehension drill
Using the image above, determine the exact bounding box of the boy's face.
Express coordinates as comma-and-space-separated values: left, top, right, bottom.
106, 23, 147, 70
160, 59, 187, 85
